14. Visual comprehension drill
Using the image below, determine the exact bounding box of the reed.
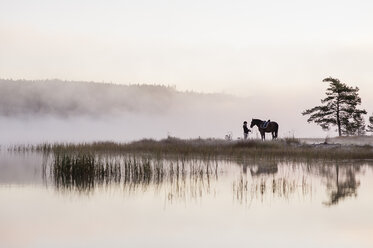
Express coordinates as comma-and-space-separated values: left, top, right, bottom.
52, 152, 121, 192
16, 137, 373, 161
49, 151, 219, 193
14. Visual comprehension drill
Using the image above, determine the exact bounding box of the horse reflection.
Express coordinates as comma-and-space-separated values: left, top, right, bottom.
235, 161, 312, 205
249, 161, 278, 177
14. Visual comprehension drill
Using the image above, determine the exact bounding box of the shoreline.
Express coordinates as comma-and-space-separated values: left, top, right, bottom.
7, 136, 373, 161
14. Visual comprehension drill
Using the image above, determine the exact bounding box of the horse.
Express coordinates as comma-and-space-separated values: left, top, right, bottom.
250, 118, 279, 140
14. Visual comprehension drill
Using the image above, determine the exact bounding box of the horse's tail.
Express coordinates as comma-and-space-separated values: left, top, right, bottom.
275, 123, 279, 138
276, 124, 279, 138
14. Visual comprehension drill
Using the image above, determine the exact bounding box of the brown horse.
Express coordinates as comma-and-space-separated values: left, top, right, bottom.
250, 118, 279, 140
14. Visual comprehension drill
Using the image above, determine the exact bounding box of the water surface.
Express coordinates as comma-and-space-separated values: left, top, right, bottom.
1, 152, 372, 248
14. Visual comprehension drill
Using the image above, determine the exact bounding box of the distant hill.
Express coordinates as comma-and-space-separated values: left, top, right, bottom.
0, 79, 239, 118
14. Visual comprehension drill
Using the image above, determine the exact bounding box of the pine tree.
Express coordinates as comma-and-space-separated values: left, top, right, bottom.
302, 77, 367, 136
367, 114, 373, 134
342, 111, 366, 136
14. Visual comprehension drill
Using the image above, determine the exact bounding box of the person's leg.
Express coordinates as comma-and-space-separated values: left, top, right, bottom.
244, 133, 248, 140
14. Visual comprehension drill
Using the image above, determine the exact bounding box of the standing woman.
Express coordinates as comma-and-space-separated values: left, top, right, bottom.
243, 121, 251, 140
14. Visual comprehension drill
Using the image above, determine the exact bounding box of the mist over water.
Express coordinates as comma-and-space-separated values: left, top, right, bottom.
0, 79, 249, 143
0, 79, 334, 143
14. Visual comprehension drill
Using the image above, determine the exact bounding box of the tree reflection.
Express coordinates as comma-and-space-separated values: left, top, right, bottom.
323, 164, 361, 206
235, 161, 366, 207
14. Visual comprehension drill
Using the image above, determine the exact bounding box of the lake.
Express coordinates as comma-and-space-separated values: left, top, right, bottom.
1, 151, 372, 248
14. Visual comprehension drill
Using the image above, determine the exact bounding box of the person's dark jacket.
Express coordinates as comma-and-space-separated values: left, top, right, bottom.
243, 125, 250, 134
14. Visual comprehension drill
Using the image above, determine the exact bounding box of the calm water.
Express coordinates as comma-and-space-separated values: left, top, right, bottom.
1, 152, 373, 248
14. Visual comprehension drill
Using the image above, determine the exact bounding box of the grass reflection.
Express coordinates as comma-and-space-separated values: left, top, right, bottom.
48, 152, 219, 202
45, 151, 370, 207
53, 153, 121, 192
233, 165, 312, 206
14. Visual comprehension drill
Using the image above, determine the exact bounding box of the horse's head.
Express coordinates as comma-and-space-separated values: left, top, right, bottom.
250, 119, 256, 128
250, 118, 262, 128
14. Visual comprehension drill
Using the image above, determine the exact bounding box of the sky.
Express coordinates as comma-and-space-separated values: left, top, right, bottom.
1, 0, 373, 138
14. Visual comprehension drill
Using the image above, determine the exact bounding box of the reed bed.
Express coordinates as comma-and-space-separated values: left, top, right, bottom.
38, 141, 370, 202
49, 151, 218, 193
12, 137, 373, 161
52, 152, 121, 192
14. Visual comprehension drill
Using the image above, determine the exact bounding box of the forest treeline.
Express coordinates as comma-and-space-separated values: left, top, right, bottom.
0, 79, 238, 118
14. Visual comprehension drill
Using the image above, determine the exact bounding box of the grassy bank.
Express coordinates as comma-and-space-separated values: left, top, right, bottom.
10, 137, 373, 161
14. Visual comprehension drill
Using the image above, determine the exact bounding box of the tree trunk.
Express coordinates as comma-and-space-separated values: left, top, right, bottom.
337, 98, 342, 136
337, 116, 341, 136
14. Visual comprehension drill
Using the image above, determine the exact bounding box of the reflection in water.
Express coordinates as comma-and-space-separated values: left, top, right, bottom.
323, 164, 361, 206
2, 152, 373, 248
48, 153, 220, 202
165, 161, 218, 204
249, 161, 278, 177
234, 161, 311, 205
235, 160, 366, 207
37, 153, 371, 206
121, 159, 219, 204
52, 153, 121, 193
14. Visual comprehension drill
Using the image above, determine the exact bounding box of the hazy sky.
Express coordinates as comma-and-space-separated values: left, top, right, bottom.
1, 0, 373, 138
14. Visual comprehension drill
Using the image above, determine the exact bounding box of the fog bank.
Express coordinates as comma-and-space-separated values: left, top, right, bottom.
0, 79, 333, 144
0, 79, 250, 143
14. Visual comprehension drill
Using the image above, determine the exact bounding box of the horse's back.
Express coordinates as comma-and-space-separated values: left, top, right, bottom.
272, 121, 279, 129
266, 121, 279, 132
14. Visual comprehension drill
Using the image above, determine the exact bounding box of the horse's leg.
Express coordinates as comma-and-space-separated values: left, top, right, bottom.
275, 125, 279, 139
272, 132, 275, 139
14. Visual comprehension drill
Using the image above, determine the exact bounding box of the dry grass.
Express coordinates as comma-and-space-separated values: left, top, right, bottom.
10, 137, 373, 161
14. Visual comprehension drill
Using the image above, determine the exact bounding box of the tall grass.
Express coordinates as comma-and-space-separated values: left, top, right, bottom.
13, 137, 373, 161
48, 151, 219, 194
53, 152, 121, 192
42, 146, 370, 207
